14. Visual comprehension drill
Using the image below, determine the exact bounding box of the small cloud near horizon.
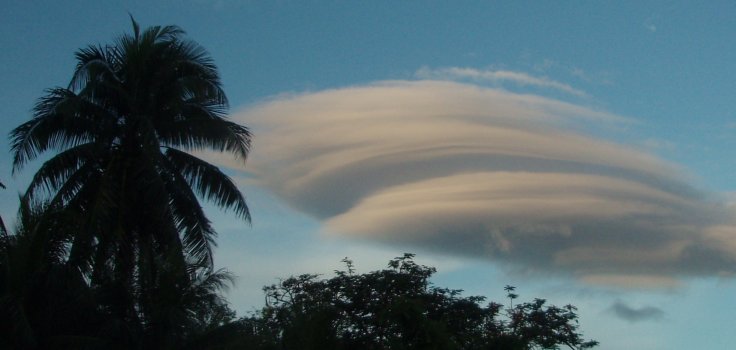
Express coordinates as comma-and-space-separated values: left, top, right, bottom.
608, 300, 665, 322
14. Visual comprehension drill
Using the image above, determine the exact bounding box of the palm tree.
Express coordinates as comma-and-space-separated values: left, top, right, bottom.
145, 261, 236, 349
0, 198, 103, 349
0, 196, 238, 349
9, 18, 251, 345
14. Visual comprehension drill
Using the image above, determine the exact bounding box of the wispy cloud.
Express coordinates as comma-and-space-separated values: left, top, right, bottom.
416, 66, 588, 97
644, 14, 660, 33
226, 79, 736, 287
608, 300, 665, 322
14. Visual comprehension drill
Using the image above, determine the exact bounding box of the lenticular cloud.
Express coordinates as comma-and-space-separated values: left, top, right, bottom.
232, 80, 736, 286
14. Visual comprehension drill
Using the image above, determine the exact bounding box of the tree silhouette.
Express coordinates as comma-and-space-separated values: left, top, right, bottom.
0, 181, 6, 235
218, 254, 598, 350
0, 198, 102, 349
8, 18, 249, 349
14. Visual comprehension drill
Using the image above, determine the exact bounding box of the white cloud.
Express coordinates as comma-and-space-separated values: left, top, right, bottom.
227, 79, 736, 287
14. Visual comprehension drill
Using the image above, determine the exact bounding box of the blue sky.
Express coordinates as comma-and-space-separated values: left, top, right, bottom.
3, 1, 736, 349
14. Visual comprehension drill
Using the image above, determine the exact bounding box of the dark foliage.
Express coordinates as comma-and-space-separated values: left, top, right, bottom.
4, 19, 246, 349
0, 198, 239, 349
206, 254, 598, 350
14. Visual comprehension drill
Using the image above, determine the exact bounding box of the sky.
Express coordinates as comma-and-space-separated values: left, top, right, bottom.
2, 1, 736, 348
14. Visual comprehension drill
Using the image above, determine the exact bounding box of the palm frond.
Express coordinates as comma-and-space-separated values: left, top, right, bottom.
159, 114, 251, 161
141, 23, 184, 45
47, 161, 101, 208
158, 156, 217, 267
172, 40, 223, 87
25, 143, 99, 202
129, 14, 141, 40
165, 148, 250, 221
132, 152, 185, 252
192, 267, 235, 295
64, 167, 116, 273
70, 44, 121, 92
10, 88, 114, 172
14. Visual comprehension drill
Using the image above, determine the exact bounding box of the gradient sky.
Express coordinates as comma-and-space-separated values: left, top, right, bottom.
3, 1, 736, 349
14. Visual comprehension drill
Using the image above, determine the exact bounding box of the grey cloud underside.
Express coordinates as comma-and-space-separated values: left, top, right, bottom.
236, 80, 736, 285
275, 152, 704, 220
608, 301, 665, 322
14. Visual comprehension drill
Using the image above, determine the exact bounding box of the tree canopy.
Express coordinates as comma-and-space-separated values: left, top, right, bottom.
211, 254, 598, 350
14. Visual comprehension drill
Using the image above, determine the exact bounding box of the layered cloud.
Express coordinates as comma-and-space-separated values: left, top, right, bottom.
229, 79, 736, 286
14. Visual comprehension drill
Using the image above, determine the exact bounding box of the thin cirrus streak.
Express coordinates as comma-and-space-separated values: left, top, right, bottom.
227, 79, 736, 287
415, 66, 589, 97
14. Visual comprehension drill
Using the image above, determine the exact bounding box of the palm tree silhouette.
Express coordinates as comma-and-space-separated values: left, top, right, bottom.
9, 18, 250, 346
